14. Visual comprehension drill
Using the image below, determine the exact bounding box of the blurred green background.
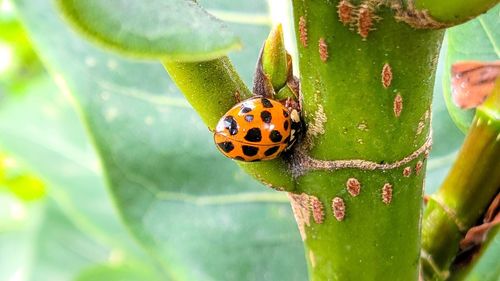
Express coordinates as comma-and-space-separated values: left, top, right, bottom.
0, 0, 496, 280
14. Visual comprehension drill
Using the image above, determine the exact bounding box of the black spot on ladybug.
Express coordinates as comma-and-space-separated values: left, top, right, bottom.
291, 121, 301, 130
244, 115, 254, 122
217, 141, 234, 153
260, 111, 272, 123
284, 120, 289, 130
234, 156, 245, 161
223, 116, 238, 135
264, 146, 280, 156
283, 110, 289, 118
242, 145, 259, 156
241, 106, 252, 114
261, 98, 273, 108
270, 130, 283, 142
244, 128, 262, 142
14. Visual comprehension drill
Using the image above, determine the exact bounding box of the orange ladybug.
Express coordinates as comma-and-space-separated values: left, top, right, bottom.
214, 97, 301, 161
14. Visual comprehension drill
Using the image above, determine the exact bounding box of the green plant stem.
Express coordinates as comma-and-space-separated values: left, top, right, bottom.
421, 88, 500, 281
163, 58, 296, 191
414, 0, 499, 26
291, 1, 443, 280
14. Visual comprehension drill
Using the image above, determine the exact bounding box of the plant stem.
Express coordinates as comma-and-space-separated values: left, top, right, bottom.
290, 1, 443, 280
421, 86, 500, 281
163, 59, 296, 191
413, 0, 499, 26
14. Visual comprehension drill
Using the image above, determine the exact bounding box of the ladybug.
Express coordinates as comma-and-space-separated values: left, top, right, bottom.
214, 96, 301, 161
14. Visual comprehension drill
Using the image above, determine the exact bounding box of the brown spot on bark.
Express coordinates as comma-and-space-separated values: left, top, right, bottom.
309, 196, 325, 224
382, 183, 393, 205
288, 193, 311, 240
357, 4, 373, 39
394, 93, 403, 117
346, 178, 361, 197
337, 0, 354, 25
415, 160, 423, 175
393, 4, 448, 29
332, 197, 345, 221
318, 38, 328, 62
299, 16, 308, 47
403, 166, 412, 177
382, 63, 392, 88
424, 149, 430, 159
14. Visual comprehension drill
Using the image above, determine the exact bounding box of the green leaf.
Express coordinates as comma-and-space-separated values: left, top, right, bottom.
54, 0, 242, 62
76, 262, 162, 281
14, 0, 307, 280
443, 5, 500, 133
450, 226, 500, 281
425, 43, 466, 194
0, 76, 156, 280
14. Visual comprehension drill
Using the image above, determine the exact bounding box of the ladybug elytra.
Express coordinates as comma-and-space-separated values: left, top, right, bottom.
214, 97, 300, 161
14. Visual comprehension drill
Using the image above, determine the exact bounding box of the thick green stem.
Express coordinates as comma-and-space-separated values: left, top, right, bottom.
421, 87, 500, 280
414, 0, 499, 26
163, 58, 296, 191
291, 1, 442, 280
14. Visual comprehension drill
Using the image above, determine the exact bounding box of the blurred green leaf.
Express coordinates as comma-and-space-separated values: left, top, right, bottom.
0, 6, 43, 95
443, 5, 499, 133
425, 40, 466, 194
55, 0, 242, 62
75, 262, 162, 281
14, 0, 307, 280
6, 174, 46, 201
450, 226, 500, 281
0, 74, 156, 279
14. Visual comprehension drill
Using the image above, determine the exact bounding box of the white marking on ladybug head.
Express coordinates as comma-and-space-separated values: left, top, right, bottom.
291, 109, 300, 123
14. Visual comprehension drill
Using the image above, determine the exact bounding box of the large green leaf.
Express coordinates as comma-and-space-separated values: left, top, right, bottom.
443, 5, 500, 133
0, 77, 156, 280
14, 0, 307, 280
425, 40, 466, 194
55, 0, 241, 62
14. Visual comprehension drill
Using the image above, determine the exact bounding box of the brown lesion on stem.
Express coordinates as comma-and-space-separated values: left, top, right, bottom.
335, 0, 450, 35
288, 192, 311, 240
346, 178, 362, 197
394, 93, 403, 117
310, 195, 325, 224
335, 0, 383, 39
332, 197, 346, 221
318, 38, 329, 62
390, 0, 449, 29
289, 134, 432, 177
298, 16, 308, 47
382, 183, 393, 204
381, 63, 393, 88
403, 166, 412, 177
415, 160, 423, 175
337, 0, 356, 26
